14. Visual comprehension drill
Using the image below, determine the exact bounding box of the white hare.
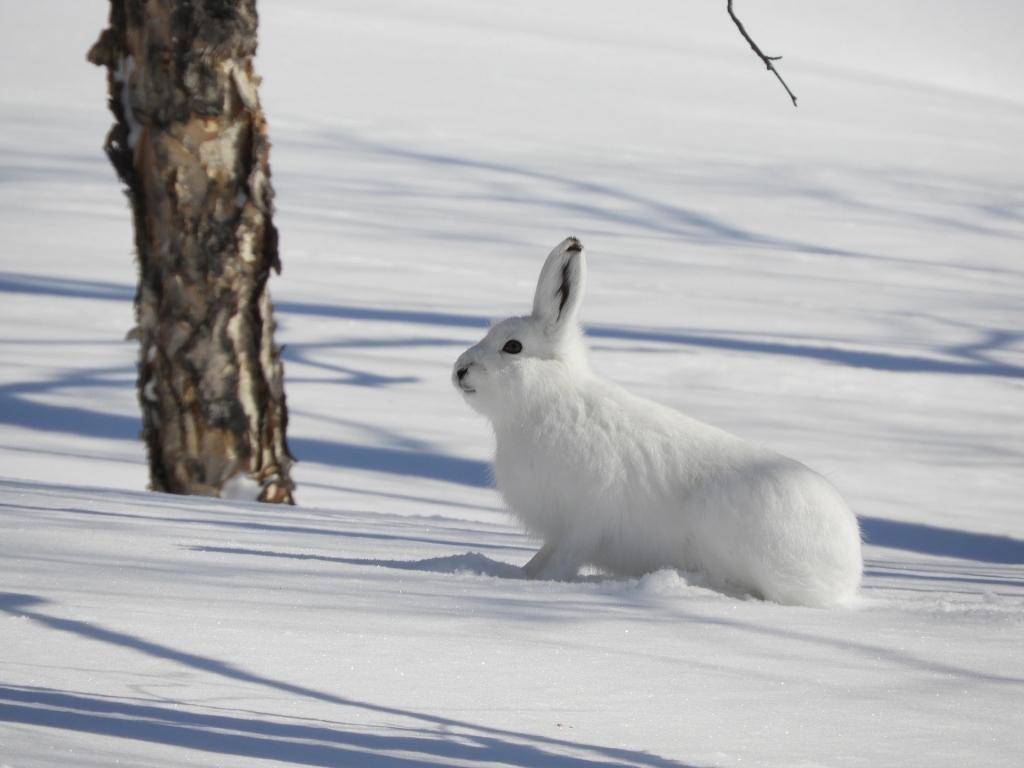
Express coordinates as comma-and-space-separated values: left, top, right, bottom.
453, 237, 862, 607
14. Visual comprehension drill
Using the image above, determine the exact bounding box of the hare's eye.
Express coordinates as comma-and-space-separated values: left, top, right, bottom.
502, 339, 523, 354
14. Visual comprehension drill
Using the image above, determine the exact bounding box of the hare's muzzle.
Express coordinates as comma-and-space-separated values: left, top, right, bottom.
453, 365, 475, 393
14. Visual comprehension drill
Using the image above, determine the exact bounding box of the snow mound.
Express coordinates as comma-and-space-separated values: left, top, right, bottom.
391, 551, 527, 579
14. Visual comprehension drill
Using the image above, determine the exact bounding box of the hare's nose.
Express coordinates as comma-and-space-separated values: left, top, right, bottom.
456, 367, 469, 381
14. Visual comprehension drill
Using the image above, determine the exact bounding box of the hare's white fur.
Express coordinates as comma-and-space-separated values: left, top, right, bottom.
453, 238, 862, 607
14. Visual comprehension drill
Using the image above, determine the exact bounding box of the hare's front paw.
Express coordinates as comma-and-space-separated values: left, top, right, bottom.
523, 540, 581, 581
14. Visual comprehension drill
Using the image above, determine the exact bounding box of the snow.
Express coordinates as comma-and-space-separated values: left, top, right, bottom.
1, 0, 1022, 765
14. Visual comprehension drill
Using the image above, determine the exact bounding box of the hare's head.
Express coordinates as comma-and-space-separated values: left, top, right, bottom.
453, 237, 590, 419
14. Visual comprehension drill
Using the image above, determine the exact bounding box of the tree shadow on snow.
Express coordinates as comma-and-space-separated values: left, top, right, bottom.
3, 272, 1022, 379
289, 438, 490, 487
0, 593, 689, 768
0, 372, 490, 488
292, 129, 1024, 261
859, 517, 1024, 565
275, 299, 1024, 379
0, 271, 134, 302
0, 380, 141, 441
19, 503, 526, 554
0, 683, 693, 768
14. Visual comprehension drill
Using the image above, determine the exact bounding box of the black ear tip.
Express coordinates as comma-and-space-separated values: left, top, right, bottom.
564, 237, 583, 253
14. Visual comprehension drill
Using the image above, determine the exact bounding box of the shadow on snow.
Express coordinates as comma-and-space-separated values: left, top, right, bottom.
0, 379, 489, 488
288, 437, 489, 488
189, 545, 527, 579
0, 593, 689, 768
859, 517, 1024, 565
2, 271, 1021, 378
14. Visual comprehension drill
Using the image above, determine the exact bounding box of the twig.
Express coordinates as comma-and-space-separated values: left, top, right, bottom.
727, 0, 798, 107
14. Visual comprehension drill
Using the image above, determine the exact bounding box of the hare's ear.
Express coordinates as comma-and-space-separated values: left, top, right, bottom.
532, 237, 587, 332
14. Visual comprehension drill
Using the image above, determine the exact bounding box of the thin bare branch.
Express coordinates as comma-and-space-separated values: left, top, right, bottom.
727, 0, 797, 107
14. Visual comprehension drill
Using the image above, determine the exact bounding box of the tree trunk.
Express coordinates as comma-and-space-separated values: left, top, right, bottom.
89, 0, 294, 503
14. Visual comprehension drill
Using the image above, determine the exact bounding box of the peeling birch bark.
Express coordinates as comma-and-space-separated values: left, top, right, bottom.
89, 0, 294, 504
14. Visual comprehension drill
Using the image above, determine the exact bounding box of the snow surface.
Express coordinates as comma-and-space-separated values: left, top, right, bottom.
1, 1, 1022, 765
